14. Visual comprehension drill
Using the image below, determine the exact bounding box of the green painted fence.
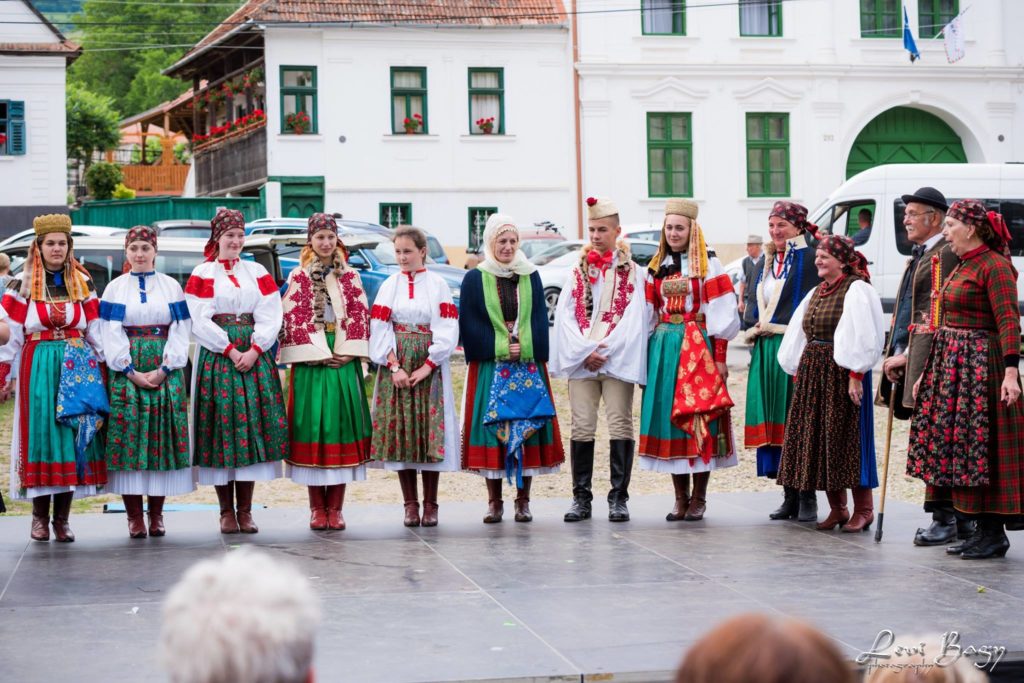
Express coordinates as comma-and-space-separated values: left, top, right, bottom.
71, 197, 264, 228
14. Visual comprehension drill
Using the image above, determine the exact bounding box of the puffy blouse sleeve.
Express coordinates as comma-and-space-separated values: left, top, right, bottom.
82, 286, 104, 362
548, 267, 600, 377
777, 287, 814, 376
163, 276, 192, 370
834, 279, 885, 376
248, 261, 283, 354
185, 262, 231, 355
368, 274, 398, 366
426, 274, 459, 368
0, 280, 27, 383
98, 275, 132, 372
704, 255, 741, 361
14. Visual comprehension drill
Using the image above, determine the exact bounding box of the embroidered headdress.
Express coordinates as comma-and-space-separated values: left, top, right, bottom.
947, 199, 1013, 261
204, 208, 246, 261
23, 213, 91, 302
586, 196, 618, 221
124, 225, 157, 250
650, 199, 709, 279
818, 234, 871, 282
770, 201, 819, 237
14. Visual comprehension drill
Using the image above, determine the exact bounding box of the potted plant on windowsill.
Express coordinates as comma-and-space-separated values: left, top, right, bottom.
285, 111, 311, 134
475, 117, 495, 135
403, 113, 423, 134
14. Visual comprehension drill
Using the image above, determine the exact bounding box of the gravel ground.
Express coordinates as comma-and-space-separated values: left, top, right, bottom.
0, 345, 926, 516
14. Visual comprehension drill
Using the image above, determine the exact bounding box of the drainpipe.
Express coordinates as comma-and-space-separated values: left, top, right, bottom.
571, 0, 583, 239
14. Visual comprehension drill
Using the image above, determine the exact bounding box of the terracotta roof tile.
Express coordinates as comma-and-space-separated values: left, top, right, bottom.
182, 0, 565, 63
0, 41, 80, 56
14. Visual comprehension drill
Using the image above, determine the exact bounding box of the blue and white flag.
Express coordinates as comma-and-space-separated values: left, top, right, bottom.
903, 4, 920, 62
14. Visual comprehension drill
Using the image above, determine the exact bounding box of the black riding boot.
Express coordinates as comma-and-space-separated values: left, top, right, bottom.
914, 506, 957, 546
961, 516, 1010, 560
564, 440, 594, 522
608, 439, 634, 522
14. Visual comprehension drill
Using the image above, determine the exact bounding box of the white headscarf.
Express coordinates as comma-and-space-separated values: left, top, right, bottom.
477, 213, 536, 278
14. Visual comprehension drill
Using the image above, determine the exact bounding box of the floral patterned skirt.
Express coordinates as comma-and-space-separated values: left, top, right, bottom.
370, 325, 445, 464
106, 335, 190, 477
461, 359, 564, 475
192, 320, 289, 471
777, 341, 864, 491
908, 327, 1024, 518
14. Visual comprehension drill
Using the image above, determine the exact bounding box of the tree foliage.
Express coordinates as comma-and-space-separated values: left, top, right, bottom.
68, 0, 239, 116
66, 83, 122, 168
85, 161, 123, 200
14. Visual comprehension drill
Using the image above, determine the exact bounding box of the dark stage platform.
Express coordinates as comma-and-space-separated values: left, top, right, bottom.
1, 492, 1022, 682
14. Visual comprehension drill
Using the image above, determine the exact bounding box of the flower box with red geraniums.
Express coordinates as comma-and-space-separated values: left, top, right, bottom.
191, 110, 267, 150
403, 113, 423, 134
285, 111, 311, 134
475, 117, 495, 134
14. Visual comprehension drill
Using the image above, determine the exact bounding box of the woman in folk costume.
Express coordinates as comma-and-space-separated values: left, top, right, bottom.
460, 214, 564, 523
777, 235, 885, 532
744, 201, 822, 522
907, 201, 1024, 560
0, 214, 107, 543
279, 213, 372, 531
369, 226, 460, 527
185, 208, 288, 535
100, 226, 193, 538
639, 199, 740, 522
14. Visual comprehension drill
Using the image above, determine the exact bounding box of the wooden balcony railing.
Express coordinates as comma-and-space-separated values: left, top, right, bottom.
194, 124, 266, 196
120, 164, 190, 196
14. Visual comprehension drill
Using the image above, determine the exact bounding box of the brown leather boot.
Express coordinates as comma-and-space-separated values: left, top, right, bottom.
326, 484, 346, 530
398, 470, 420, 527
30, 495, 50, 542
514, 476, 533, 523
51, 492, 75, 542
684, 472, 709, 521
421, 471, 439, 527
816, 490, 850, 530
307, 486, 328, 530
147, 496, 166, 537
843, 487, 875, 533
234, 481, 259, 533
123, 495, 148, 538
666, 474, 691, 521
483, 478, 503, 523
215, 484, 239, 534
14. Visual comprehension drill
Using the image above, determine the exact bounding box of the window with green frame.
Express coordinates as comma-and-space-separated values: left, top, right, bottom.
280, 66, 317, 134
860, 0, 901, 38
380, 203, 412, 229
468, 69, 504, 135
646, 113, 692, 198
468, 207, 498, 252
739, 0, 782, 37
391, 67, 427, 134
919, 0, 957, 38
641, 0, 685, 36
746, 113, 789, 197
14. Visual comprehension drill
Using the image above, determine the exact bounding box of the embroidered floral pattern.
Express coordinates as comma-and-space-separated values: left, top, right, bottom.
281, 272, 315, 347
571, 268, 590, 334
339, 270, 369, 341
370, 304, 392, 322
439, 302, 458, 319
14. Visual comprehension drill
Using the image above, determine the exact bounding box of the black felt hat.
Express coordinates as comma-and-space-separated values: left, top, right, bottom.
901, 187, 949, 212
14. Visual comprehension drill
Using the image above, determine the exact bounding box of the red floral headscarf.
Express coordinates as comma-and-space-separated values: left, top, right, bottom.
770, 201, 819, 237
124, 225, 157, 250
948, 199, 1013, 261
307, 212, 339, 241
205, 208, 246, 261
818, 234, 871, 283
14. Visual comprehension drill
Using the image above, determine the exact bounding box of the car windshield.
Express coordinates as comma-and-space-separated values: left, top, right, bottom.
533, 242, 580, 265
519, 239, 560, 259
161, 227, 211, 238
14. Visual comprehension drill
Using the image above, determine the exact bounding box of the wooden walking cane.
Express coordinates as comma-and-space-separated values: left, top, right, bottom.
875, 383, 898, 543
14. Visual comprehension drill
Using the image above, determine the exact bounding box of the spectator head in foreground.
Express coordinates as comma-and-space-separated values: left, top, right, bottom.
675, 613, 855, 683
863, 633, 990, 683
160, 549, 320, 683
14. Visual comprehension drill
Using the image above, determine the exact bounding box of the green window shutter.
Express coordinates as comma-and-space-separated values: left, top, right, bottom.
646, 112, 692, 197
9, 100, 25, 155
468, 207, 497, 251
380, 203, 412, 228
280, 67, 318, 135
860, 0, 901, 38
745, 112, 789, 197
918, 0, 958, 38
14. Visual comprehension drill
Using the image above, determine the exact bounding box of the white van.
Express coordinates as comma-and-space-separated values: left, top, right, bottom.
809, 163, 1024, 314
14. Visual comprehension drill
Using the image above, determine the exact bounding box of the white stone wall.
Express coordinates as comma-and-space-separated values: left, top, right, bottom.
577, 0, 1024, 257
263, 26, 577, 255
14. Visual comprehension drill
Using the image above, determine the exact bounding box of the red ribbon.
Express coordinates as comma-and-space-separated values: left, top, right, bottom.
586, 249, 613, 284
987, 210, 1012, 248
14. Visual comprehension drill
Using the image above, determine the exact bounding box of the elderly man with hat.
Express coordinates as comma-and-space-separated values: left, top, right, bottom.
737, 233, 764, 331
876, 187, 972, 546
550, 197, 648, 522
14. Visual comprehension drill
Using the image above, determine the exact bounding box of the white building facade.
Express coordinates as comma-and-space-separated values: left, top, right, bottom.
576, 0, 1024, 259
0, 0, 78, 233
262, 24, 576, 258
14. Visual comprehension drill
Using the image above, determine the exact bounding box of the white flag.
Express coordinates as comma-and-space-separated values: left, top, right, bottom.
943, 15, 965, 63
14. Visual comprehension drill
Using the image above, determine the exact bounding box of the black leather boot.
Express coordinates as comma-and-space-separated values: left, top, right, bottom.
914, 507, 956, 546
961, 517, 1010, 560
768, 486, 799, 520
946, 523, 984, 556
956, 515, 977, 540
797, 490, 818, 522
608, 439, 634, 522
564, 441, 594, 522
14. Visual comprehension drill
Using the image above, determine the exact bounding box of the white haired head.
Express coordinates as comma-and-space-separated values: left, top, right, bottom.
160, 549, 320, 683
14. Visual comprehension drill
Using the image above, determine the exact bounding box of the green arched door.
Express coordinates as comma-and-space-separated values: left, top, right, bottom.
845, 107, 967, 179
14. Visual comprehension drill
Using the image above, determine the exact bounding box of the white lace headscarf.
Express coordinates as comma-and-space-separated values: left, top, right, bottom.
477, 213, 536, 279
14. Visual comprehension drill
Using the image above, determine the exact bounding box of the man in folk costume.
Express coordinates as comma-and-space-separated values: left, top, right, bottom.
550, 197, 648, 522
876, 187, 971, 546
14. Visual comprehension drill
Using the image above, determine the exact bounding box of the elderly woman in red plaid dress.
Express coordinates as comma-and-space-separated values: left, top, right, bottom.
907, 200, 1023, 560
